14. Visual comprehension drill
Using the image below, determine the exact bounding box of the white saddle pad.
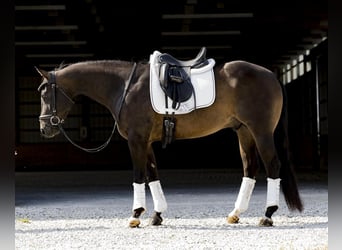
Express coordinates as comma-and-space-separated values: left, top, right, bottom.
149, 51, 216, 115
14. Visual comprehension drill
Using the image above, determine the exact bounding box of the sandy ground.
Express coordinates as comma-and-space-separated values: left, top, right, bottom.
15, 170, 328, 250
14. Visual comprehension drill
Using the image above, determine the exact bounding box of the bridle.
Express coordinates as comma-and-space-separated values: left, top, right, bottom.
38, 62, 136, 153
38, 72, 74, 126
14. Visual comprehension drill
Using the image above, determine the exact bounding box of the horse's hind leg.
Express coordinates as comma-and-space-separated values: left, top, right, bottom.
254, 133, 281, 227
227, 125, 259, 224
146, 145, 167, 226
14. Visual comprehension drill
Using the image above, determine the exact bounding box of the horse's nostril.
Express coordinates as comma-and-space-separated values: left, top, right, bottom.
40, 129, 45, 135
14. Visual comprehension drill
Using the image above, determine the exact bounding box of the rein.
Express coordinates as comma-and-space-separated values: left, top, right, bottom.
39, 62, 137, 153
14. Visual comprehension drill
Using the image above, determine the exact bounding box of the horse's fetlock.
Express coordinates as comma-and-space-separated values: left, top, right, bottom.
133, 207, 145, 218
265, 205, 278, 218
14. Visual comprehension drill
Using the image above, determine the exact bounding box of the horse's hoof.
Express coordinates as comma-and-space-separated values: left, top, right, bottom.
150, 212, 163, 226
227, 215, 239, 224
128, 217, 141, 228
259, 217, 273, 227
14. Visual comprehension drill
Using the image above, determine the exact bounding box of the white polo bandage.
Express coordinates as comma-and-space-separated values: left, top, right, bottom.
266, 178, 281, 208
132, 182, 146, 211
148, 180, 167, 212
229, 177, 256, 217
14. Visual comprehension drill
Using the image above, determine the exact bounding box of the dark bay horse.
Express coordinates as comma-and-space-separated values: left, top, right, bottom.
36, 51, 303, 227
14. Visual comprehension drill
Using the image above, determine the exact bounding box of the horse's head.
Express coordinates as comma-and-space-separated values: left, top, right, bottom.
36, 67, 75, 138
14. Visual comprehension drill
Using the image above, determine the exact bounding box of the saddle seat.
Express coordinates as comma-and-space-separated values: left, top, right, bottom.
158, 47, 207, 67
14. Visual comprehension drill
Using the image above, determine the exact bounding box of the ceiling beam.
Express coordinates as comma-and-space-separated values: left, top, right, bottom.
161, 31, 240, 36
25, 53, 94, 58
162, 13, 253, 19
15, 5, 66, 11
15, 41, 87, 46
15, 25, 78, 31
161, 45, 232, 50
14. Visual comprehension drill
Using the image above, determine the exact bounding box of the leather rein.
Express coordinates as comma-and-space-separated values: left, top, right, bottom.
38, 62, 137, 153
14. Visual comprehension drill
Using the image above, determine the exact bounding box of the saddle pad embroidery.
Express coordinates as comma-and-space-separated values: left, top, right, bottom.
149, 51, 216, 115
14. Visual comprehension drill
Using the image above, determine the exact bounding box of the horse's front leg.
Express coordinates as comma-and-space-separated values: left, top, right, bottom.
128, 139, 167, 227
146, 145, 167, 226
129, 182, 146, 228
127, 136, 148, 228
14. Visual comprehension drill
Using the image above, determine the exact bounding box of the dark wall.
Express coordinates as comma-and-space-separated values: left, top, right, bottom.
15, 129, 241, 171
286, 40, 328, 170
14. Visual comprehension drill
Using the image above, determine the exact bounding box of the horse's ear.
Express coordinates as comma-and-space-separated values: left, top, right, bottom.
34, 66, 49, 79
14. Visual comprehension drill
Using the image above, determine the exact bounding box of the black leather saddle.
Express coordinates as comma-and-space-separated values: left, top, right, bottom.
159, 47, 207, 67
158, 47, 209, 110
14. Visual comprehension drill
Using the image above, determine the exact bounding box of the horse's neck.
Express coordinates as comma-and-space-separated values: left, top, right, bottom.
62, 62, 128, 113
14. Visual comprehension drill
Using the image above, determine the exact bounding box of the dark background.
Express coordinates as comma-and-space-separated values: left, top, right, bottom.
14, 0, 328, 173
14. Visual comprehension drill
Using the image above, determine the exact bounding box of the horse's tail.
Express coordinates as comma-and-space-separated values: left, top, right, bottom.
275, 81, 304, 212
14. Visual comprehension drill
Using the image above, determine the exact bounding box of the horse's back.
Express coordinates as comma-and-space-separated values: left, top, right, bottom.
217, 60, 283, 130
219, 60, 281, 94
221, 60, 274, 80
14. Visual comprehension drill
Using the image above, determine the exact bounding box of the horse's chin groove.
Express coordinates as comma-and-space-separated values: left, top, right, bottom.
259, 217, 274, 227
40, 128, 60, 139
227, 215, 239, 224
41, 133, 58, 139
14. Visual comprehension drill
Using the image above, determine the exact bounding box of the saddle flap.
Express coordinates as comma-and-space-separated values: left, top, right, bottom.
159, 64, 194, 109
156, 48, 212, 109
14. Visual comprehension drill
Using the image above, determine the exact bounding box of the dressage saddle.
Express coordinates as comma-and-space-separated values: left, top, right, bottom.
158, 47, 209, 109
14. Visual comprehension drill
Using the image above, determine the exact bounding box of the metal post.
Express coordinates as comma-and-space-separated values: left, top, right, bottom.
314, 57, 321, 170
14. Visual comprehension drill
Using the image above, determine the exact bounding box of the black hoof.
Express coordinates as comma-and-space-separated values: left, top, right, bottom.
150, 212, 163, 226
259, 217, 273, 227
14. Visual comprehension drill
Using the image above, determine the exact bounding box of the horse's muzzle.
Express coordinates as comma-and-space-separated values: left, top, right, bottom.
40, 125, 60, 138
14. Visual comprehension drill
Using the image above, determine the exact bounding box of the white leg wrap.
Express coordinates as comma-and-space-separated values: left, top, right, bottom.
229, 177, 256, 217
266, 178, 281, 208
132, 182, 146, 211
148, 180, 167, 213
